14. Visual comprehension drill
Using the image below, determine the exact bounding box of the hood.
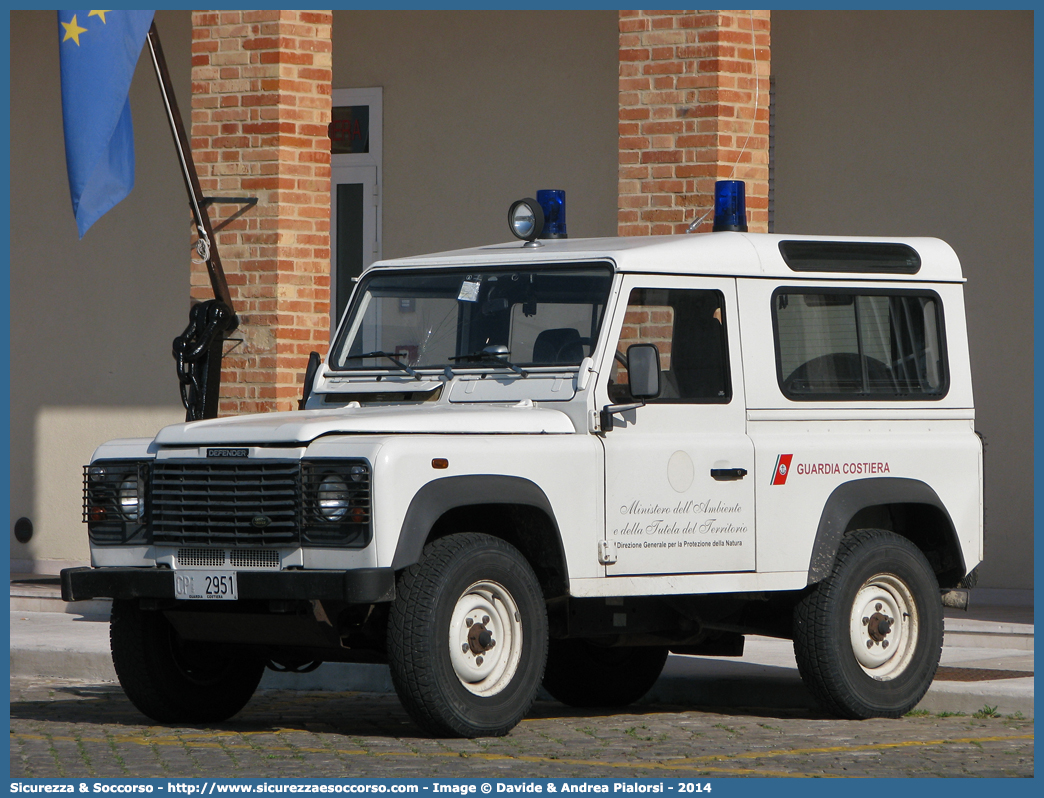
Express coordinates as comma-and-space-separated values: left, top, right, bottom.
153, 402, 575, 446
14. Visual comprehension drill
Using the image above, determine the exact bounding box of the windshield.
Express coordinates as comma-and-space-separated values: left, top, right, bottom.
332, 264, 614, 371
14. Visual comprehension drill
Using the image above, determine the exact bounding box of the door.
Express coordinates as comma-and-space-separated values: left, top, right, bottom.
330, 87, 382, 328
600, 275, 755, 575
331, 164, 378, 324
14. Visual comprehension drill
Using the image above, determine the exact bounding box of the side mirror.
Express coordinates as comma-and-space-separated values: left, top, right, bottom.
299, 351, 322, 410
627, 343, 661, 400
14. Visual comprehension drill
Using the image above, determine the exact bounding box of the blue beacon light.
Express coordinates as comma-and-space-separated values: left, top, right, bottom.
712, 180, 748, 232
536, 189, 568, 239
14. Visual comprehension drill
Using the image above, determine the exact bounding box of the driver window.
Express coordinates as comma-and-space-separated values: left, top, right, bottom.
608, 288, 731, 404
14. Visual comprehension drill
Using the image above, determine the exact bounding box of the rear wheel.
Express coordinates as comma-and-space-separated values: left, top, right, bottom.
543, 639, 668, 708
109, 599, 264, 723
793, 529, 943, 718
387, 533, 548, 737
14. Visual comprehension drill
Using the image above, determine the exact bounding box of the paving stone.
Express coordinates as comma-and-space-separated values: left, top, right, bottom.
9, 677, 1033, 779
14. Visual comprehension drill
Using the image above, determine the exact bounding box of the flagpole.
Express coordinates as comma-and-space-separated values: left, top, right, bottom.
145, 21, 235, 316
145, 21, 246, 421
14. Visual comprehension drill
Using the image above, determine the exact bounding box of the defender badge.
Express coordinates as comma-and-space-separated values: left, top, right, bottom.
208, 448, 248, 458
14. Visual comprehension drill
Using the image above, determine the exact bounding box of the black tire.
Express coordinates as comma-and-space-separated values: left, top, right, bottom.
543, 639, 668, 708
110, 599, 265, 724
793, 529, 943, 719
387, 533, 548, 737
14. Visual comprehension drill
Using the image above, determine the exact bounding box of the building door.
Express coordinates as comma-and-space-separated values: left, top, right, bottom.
331, 164, 378, 323
600, 275, 755, 576
330, 88, 382, 328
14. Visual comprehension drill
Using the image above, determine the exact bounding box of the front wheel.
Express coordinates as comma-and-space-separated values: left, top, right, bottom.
387, 533, 548, 737
109, 599, 265, 723
793, 529, 943, 719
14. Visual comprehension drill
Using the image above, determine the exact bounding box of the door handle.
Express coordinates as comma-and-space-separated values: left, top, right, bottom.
711, 468, 747, 481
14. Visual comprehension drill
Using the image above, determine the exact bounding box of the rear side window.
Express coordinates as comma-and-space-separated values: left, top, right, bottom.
773, 289, 947, 400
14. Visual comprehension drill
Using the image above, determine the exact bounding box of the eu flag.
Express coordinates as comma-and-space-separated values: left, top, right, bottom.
59, 10, 155, 238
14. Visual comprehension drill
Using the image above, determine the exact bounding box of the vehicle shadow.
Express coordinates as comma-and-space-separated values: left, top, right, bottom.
10, 682, 830, 739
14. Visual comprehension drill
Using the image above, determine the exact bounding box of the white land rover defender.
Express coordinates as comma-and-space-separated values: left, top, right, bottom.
63, 199, 982, 738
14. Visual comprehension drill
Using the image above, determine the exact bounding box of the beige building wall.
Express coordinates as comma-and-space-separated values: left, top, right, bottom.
771, 11, 1033, 592
9, 10, 193, 571
331, 10, 621, 258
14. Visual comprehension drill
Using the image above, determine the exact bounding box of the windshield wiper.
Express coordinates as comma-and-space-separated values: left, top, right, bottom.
448, 345, 529, 378
343, 351, 422, 381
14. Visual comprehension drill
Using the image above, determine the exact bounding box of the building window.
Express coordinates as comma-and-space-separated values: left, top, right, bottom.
329, 105, 370, 155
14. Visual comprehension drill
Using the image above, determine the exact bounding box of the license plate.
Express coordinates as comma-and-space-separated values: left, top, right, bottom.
174, 570, 238, 601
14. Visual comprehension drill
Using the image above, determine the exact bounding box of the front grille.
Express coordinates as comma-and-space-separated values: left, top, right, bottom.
230, 549, 281, 568
142, 459, 371, 549
176, 548, 281, 568
87, 458, 371, 549
152, 461, 300, 547
177, 548, 226, 567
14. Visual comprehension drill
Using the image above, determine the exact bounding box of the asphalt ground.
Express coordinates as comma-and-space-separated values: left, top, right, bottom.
10, 677, 1033, 779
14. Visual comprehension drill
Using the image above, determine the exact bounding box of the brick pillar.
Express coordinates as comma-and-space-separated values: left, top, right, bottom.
618, 10, 770, 236
191, 10, 333, 415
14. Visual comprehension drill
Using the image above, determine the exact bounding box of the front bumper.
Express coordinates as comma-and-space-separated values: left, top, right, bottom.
60, 566, 396, 604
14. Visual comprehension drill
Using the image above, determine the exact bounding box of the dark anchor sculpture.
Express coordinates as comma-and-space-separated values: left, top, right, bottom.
173, 299, 236, 421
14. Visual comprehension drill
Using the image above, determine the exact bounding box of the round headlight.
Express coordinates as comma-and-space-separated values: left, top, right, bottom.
317, 475, 350, 521
118, 477, 142, 521
508, 198, 545, 242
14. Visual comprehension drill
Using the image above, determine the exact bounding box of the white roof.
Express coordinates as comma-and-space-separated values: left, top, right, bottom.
368, 232, 964, 282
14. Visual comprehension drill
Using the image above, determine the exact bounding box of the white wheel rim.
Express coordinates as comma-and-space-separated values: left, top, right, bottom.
448, 580, 524, 696
848, 573, 919, 680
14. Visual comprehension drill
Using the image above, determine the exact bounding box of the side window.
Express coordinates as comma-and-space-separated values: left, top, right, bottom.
774, 289, 947, 400
608, 288, 731, 404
